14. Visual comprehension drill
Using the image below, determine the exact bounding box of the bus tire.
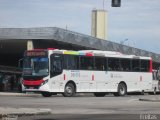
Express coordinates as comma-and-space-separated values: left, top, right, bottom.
41, 92, 52, 97
117, 83, 127, 96
63, 83, 75, 97
94, 93, 106, 97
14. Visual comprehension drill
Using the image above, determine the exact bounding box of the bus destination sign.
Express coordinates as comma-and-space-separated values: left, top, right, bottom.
26, 51, 47, 57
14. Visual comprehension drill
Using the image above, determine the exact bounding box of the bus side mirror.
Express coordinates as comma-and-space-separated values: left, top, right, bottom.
18, 58, 23, 69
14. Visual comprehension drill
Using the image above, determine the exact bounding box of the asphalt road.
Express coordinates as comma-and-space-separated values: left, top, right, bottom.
0, 94, 160, 120
18, 114, 156, 120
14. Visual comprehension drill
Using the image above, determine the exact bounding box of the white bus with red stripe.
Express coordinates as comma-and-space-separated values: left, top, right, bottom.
22, 48, 153, 97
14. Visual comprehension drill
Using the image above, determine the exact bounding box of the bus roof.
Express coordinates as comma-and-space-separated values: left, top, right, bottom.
48, 49, 151, 60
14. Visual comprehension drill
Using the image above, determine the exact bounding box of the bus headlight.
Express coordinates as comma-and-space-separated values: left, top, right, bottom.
41, 79, 48, 86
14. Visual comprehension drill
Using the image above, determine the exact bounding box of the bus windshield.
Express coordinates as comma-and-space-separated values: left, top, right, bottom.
23, 57, 49, 77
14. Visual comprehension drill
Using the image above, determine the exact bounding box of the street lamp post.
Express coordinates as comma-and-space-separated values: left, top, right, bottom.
103, 0, 107, 10
120, 39, 129, 45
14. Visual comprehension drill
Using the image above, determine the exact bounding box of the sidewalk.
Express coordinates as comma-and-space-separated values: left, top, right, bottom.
0, 92, 41, 97
0, 107, 51, 118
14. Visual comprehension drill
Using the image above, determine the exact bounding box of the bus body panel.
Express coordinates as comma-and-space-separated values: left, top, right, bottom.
22, 49, 153, 96
22, 71, 152, 93
45, 70, 152, 93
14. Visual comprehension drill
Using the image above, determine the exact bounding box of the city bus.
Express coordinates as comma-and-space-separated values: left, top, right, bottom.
146, 69, 160, 95
22, 48, 153, 97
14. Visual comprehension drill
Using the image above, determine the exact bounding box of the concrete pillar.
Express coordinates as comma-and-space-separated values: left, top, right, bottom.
91, 9, 107, 40
27, 40, 34, 50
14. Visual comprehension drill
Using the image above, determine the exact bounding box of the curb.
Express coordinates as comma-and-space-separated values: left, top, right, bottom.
0, 108, 51, 118
0, 92, 41, 97
139, 98, 160, 102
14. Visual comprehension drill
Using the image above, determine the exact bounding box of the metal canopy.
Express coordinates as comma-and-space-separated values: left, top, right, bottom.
0, 27, 160, 63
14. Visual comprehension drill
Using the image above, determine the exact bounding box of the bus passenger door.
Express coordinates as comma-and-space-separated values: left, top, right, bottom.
50, 54, 63, 92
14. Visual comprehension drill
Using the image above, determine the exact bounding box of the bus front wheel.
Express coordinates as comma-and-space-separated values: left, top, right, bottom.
63, 83, 75, 97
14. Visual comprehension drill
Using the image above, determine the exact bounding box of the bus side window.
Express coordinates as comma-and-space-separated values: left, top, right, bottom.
80, 56, 94, 70
108, 58, 112, 71
63, 55, 79, 70
140, 60, 150, 72
120, 59, 131, 71
132, 59, 140, 72
94, 57, 105, 71
108, 58, 120, 71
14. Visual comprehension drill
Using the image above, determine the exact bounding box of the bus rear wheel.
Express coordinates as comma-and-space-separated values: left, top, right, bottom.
41, 92, 52, 97
94, 93, 106, 97
114, 83, 127, 96
63, 83, 75, 97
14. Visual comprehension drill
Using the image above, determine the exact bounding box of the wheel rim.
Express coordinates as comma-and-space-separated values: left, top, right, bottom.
119, 85, 125, 95
66, 86, 73, 95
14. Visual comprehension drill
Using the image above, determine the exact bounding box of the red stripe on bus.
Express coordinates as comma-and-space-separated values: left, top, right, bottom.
47, 48, 57, 50
23, 80, 44, 86
64, 74, 66, 80
92, 74, 94, 81
86, 53, 93, 56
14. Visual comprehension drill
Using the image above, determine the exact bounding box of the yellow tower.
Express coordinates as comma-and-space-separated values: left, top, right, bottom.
91, 9, 107, 40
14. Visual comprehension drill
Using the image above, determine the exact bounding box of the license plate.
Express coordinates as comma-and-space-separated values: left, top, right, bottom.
29, 87, 34, 89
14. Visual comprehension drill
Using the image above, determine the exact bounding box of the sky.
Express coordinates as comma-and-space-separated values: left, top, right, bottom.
0, 0, 160, 53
